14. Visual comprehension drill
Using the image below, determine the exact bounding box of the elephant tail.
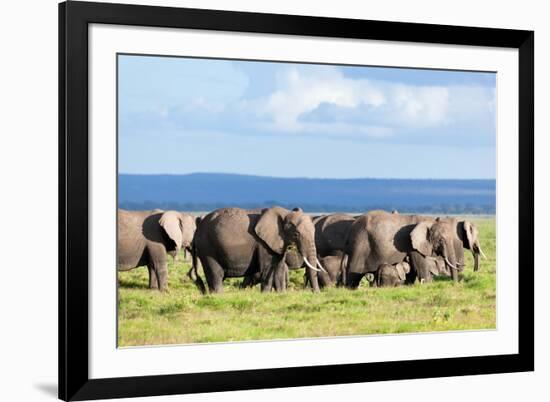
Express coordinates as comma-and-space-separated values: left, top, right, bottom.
188, 241, 206, 294
188, 217, 207, 294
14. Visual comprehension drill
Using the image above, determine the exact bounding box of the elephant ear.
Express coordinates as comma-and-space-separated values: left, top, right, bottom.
159, 211, 184, 252
426, 257, 442, 275
461, 220, 478, 250
395, 262, 409, 281
179, 213, 197, 245
410, 221, 433, 257
255, 207, 287, 255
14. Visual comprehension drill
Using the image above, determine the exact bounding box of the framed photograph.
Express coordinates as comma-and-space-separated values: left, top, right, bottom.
59, 1, 534, 400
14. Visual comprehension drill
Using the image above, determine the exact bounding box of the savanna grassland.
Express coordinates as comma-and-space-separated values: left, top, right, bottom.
117, 217, 496, 347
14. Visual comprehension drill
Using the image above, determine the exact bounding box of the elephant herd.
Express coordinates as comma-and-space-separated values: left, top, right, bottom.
117, 206, 486, 293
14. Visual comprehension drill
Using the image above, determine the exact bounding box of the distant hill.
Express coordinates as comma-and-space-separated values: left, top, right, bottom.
118, 173, 496, 214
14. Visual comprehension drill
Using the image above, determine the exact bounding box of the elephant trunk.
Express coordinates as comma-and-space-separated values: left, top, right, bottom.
472, 240, 486, 272
300, 238, 318, 267
473, 251, 479, 272
300, 239, 321, 292
444, 242, 459, 282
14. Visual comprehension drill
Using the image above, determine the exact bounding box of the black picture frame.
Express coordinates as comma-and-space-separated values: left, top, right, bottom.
59, 1, 534, 400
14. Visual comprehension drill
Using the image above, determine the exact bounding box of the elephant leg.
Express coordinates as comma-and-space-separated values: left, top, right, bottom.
240, 273, 259, 289
260, 273, 274, 293
405, 268, 417, 285
273, 275, 285, 292
318, 271, 330, 288
273, 261, 288, 293
317, 272, 325, 288
306, 267, 321, 293
303, 273, 310, 288
202, 256, 224, 293
146, 259, 168, 291
450, 264, 459, 282
408, 251, 432, 283
147, 263, 159, 289
345, 242, 369, 289
257, 247, 279, 293
151, 260, 168, 291
240, 276, 253, 289
346, 272, 364, 289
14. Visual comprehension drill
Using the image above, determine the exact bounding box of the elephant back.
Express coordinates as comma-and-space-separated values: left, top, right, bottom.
315, 213, 355, 255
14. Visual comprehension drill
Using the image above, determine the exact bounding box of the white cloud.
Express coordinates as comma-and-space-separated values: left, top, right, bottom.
127, 61, 495, 145
389, 83, 449, 127
243, 66, 493, 139
256, 66, 386, 132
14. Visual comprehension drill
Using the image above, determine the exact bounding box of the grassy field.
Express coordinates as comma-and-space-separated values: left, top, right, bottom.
117, 218, 496, 347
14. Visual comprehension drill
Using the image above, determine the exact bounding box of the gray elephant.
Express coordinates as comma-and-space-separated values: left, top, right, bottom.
314, 254, 349, 288
117, 209, 197, 291
192, 207, 324, 293
246, 212, 355, 289
406, 253, 449, 284
375, 261, 411, 287
344, 210, 485, 288
239, 249, 303, 289
298, 213, 356, 287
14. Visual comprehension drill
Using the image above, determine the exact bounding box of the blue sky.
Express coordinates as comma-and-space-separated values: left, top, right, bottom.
118, 54, 496, 179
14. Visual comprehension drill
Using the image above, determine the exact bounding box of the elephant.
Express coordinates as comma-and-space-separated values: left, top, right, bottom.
117, 209, 197, 291
344, 210, 485, 288
239, 249, 303, 289
314, 254, 349, 288
192, 206, 325, 293
406, 252, 449, 284
246, 213, 356, 289
297, 213, 356, 287
375, 261, 411, 287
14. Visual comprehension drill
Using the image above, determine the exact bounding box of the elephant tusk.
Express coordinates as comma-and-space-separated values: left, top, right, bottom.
444, 256, 460, 271
479, 248, 487, 260
316, 260, 328, 274
303, 257, 321, 272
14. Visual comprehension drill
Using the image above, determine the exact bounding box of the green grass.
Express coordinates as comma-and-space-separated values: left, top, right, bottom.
117, 218, 496, 346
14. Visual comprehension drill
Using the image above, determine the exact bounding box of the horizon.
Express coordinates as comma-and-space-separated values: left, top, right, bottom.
118, 172, 496, 181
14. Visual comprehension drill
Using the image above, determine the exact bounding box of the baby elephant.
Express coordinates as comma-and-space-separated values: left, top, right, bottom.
375, 261, 411, 287
318, 255, 345, 288
301, 254, 346, 288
